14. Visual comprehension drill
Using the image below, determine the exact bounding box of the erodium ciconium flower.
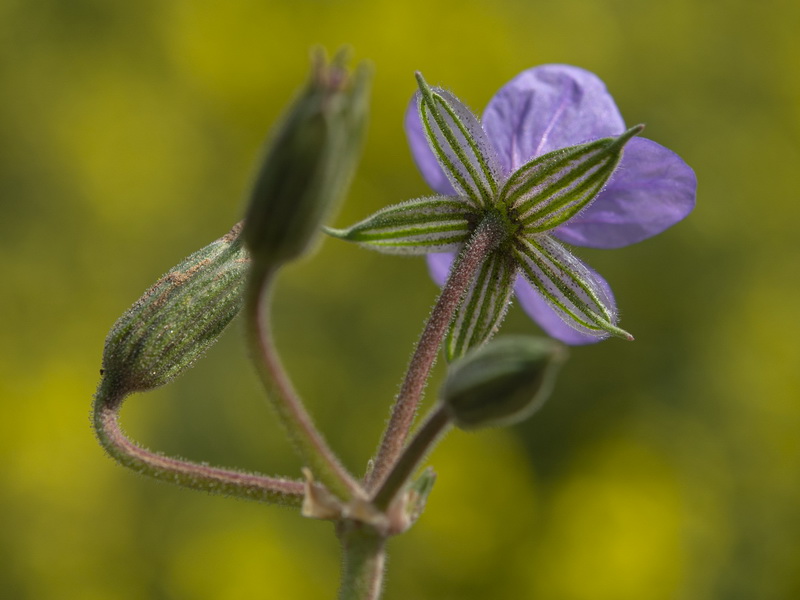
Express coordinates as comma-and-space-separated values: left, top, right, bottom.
328, 65, 696, 357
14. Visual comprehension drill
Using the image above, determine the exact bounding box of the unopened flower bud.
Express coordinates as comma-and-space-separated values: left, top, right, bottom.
100, 223, 249, 395
440, 336, 567, 430
243, 49, 371, 270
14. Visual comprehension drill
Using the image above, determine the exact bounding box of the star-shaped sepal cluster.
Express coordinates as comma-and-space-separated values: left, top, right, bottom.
327, 74, 639, 359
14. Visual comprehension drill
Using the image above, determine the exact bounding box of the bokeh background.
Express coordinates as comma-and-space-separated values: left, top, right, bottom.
2, 0, 799, 598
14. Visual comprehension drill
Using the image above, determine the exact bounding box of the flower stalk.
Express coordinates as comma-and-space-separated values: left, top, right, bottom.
365, 213, 507, 489
371, 405, 451, 512
92, 378, 304, 505
246, 264, 364, 502
240, 49, 370, 502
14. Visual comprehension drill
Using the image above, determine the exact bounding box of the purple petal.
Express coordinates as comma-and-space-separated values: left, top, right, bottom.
405, 96, 457, 196
482, 64, 625, 173
514, 270, 616, 346
554, 137, 697, 248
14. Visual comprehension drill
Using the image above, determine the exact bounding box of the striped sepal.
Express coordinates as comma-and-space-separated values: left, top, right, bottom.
514, 234, 633, 341
324, 196, 473, 254
501, 125, 643, 233
415, 74, 502, 210
445, 250, 517, 361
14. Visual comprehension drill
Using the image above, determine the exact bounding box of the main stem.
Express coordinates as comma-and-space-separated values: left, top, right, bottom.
366, 215, 506, 490
337, 523, 387, 600
245, 264, 363, 501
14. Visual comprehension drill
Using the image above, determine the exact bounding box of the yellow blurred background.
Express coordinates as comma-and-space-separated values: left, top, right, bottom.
1, 0, 799, 598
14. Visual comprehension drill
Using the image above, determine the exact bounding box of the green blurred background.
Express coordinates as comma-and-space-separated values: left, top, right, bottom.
2, 0, 799, 598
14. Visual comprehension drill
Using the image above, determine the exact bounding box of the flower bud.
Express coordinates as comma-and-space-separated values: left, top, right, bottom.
440, 336, 567, 430
242, 49, 371, 270
100, 223, 249, 395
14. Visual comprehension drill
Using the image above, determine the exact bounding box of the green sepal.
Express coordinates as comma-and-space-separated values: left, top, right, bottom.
324, 196, 474, 254
514, 234, 633, 341
501, 125, 644, 233
415, 73, 500, 210
445, 249, 517, 361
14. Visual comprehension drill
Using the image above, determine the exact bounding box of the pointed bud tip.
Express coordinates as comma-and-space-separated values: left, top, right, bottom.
309, 46, 356, 91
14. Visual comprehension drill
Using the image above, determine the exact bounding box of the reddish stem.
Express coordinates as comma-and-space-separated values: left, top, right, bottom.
93, 384, 304, 505
365, 215, 505, 490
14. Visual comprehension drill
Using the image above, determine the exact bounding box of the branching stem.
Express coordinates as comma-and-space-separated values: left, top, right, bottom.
372, 404, 451, 512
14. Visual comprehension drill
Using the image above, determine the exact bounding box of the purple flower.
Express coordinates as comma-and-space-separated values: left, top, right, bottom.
329, 65, 696, 356
407, 65, 696, 345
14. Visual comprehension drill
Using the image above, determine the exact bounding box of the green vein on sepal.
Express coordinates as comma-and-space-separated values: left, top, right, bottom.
431, 95, 491, 202
511, 143, 612, 220
514, 237, 633, 341
521, 167, 614, 234
416, 72, 492, 208
433, 93, 497, 197
502, 125, 643, 232
515, 238, 607, 328
504, 140, 605, 207
525, 236, 611, 322
445, 251, 516, 361
323, 196, 474, 254
419, 103, 482, 209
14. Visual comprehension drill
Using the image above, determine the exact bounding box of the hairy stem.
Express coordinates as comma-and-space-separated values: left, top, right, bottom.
366, 215, 506, 490
372, 404, 451, 512
337, 523, 387, 600
246, 264, 363, 501
92, 381, 304, 505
